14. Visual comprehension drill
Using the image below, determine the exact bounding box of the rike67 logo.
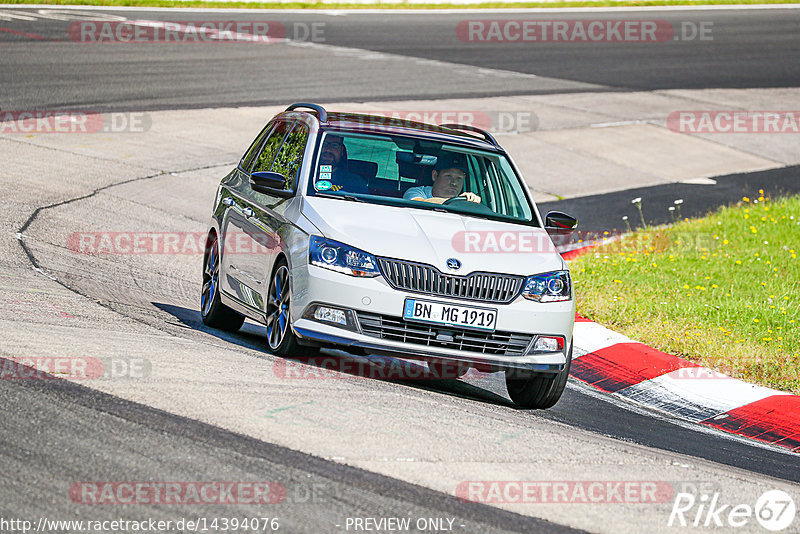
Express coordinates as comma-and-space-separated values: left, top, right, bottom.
668, 489, 796, 531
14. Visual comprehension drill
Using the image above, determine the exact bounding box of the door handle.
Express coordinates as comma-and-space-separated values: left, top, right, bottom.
242, 208, 255, 218
222, 197, 235, 207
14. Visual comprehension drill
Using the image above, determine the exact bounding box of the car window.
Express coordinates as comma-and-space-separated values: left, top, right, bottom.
240, 122, 274, 172
271, 123, 309, 191
308, 131, 536, 225
252, 121, 291, 174
344, 135, 400, 182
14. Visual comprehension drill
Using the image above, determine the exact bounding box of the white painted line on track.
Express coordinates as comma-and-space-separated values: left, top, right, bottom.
4, 4, 800, 13
0, 6, 551, 83
591, 119, 653, 128
285, 39, 540, 80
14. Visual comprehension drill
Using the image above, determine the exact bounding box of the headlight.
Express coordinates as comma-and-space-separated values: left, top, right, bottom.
309, 236, 380, 278
521, 270, 571, 302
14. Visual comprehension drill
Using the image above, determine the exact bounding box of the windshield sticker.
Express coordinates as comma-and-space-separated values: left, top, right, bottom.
320, 165, 332, 173
316, 180, 332, 191
319, 172, 331, 181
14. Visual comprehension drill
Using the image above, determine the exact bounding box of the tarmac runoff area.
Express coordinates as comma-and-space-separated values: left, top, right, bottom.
2, 88, 796, 204
2, 87, 799, 533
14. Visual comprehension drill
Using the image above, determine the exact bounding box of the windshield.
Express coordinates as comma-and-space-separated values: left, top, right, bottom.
308, 130, 538, 226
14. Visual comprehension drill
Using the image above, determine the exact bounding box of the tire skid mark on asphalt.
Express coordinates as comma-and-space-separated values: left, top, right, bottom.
0, 26, 49, 40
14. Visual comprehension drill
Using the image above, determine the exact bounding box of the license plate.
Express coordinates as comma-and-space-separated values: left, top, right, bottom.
402, 298, 498, 331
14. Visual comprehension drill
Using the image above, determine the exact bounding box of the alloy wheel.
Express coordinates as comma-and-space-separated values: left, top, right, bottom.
201, 238, 219, 317
266, 265, 291, 350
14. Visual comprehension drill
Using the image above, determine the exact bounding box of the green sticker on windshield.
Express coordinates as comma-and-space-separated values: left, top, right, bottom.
317, 180, 332, 191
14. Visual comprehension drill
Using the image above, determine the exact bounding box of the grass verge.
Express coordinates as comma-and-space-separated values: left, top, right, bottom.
3, 0, 799, 9
571, 191, 799, 394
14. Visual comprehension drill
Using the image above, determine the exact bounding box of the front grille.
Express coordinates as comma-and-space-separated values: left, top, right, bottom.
377, 258, 524, 304
357, 312, 533, 356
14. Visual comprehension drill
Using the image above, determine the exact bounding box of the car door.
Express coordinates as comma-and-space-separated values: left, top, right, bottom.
226, 120, 311, 316
219, 121, 292, 311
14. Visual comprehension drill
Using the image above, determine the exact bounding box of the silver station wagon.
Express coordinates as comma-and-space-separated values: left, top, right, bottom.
202, 103, 577, 408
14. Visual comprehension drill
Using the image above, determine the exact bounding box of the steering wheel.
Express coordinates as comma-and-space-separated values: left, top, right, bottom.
442, 195, 496, 215
442, 196, 468, 206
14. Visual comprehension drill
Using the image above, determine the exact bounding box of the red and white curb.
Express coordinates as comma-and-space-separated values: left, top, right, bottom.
570, 314, 800, 453
561, 243, 799, 453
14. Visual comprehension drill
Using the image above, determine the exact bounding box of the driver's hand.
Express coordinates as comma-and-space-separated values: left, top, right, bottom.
459, 192, 481, 203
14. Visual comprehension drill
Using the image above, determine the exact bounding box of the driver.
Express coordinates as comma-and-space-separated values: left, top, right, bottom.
403, 153, 481, 204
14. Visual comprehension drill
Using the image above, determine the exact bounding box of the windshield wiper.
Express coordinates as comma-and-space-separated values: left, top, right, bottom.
425, 204, 492, 220
316, 192, 363, 202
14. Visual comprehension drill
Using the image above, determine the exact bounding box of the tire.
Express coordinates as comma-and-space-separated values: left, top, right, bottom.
427, 360, 469, 379
265, 258, 317, 357
201, 232, 245, 332
505, 343, 572, 409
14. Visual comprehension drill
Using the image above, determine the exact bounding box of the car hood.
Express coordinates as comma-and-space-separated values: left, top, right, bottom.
301, 196, 565, 276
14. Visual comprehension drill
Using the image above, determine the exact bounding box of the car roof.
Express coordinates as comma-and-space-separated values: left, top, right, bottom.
278, 109, 503, 152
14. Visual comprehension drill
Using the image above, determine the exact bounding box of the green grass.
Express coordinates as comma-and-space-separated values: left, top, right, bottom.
571, 192, 800, 394
5, 0, 798, 8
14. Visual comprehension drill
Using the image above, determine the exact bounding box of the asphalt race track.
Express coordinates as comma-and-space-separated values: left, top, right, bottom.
1, 6, 799, 534
1, 8, 800, 110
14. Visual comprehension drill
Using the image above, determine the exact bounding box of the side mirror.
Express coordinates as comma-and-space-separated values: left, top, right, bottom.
250, 171, 293, 198
545, 211, 577, 236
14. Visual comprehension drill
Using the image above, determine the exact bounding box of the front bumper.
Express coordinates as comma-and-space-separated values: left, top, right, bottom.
290, 263, 574, 372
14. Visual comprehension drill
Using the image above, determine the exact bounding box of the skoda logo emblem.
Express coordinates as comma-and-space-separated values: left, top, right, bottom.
446, 258, 462, 271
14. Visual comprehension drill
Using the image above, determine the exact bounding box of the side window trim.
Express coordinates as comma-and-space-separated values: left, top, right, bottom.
288, 123, 309, 188
485, 161, 501, 212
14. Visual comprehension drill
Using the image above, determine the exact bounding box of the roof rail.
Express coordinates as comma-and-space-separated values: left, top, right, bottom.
439, 123, 500, 148
285, 103, 328, 123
